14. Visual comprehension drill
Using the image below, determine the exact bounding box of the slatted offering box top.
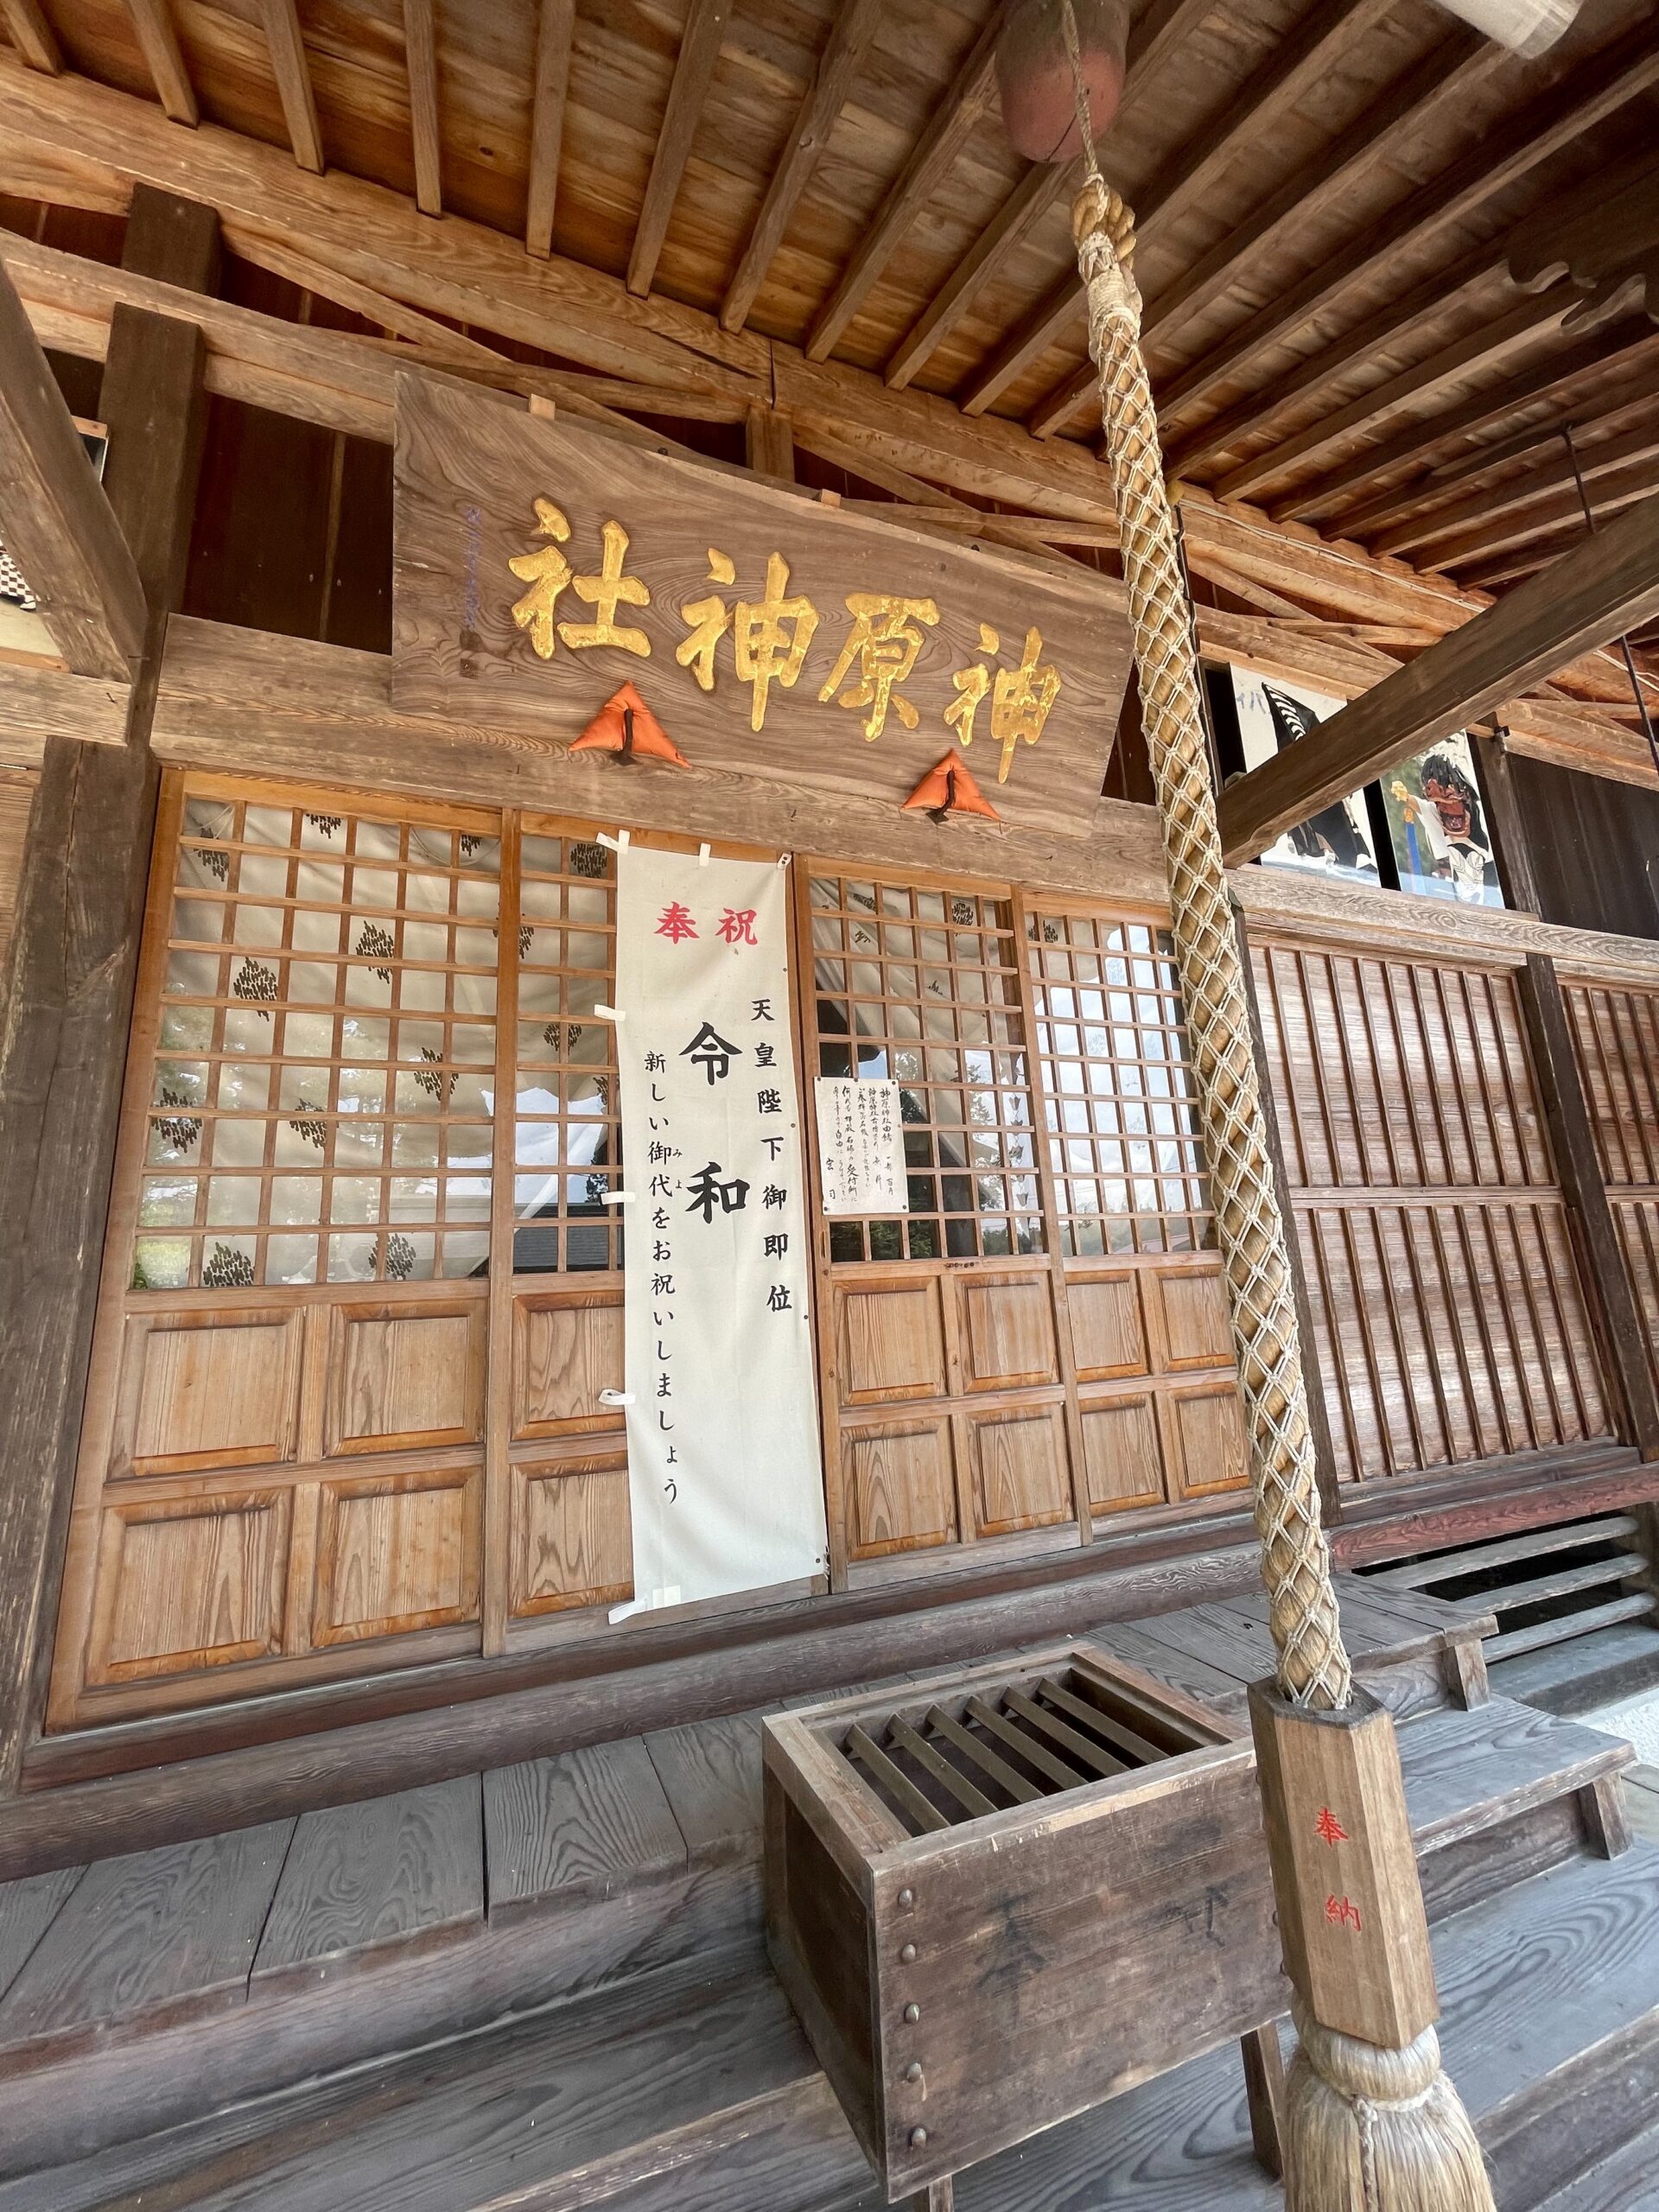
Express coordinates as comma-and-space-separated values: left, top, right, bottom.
763, 1641, 1288, 2199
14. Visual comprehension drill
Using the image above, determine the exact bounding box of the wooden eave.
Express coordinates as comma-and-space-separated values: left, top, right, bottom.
0, 0, 1653, 785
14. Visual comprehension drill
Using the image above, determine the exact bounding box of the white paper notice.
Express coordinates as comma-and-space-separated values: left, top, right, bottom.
613, 846, 827, 1612
814, 1078, 908, 1216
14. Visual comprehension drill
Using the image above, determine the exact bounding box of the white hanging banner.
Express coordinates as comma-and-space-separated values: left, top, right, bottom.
814, 1077, 908, 1216
613, 845, 827, 1611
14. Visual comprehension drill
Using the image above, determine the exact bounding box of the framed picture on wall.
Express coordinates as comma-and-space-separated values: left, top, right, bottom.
1227, 669, 1381, 887
1379, 734, 1503, 907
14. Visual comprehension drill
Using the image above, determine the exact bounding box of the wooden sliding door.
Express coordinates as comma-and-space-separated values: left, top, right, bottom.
48, 779, 643, 1726
802, 868, 1247, 1587
1250, 935, 1615, 1485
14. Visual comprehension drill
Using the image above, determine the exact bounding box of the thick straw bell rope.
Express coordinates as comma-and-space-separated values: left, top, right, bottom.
1057, 9, 1493, 2204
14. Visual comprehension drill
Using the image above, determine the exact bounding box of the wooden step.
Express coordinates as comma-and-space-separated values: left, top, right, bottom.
1368, 1513, 1643, 1591
1534, 2123, 1659, 2209
13, 1840, 1659, 2212
1493, 1618, 1659, 1717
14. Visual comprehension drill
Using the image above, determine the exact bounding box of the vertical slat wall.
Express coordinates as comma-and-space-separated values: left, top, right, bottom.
1252, 938, 1614, 1484
1561, 976, 1659, 1400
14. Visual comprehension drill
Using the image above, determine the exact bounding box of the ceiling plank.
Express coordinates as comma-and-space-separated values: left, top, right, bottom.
1448, 467, 1659, 583
626, 0, 731, 298
124, 0, 196, 125
1157, 18, 1659, 436
720, 0, 886, 336
885, 162, 1074, 391
1215, 287, 1572, 503
805, 3, 1004, 364
257, 0, 323, 174
525, 0, 574, 260
0, 0, 58, 73
883, 0, 1213, 394
1277, 321, 1659, 524
1219, 487, 1659, 861
0, 63, 1135, 524
1032, 34, 1497, 444
963, 0, 1395, 419
0, 256, 146, 678
1376, 419, 1659, 561
403, 0, 442, 218
1145, 28, 1490, 357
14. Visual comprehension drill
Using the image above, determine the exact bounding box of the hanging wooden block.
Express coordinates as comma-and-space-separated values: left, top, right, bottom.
902, 753, 1001, 822
570, 681, 689, 766
1248, 1680, 1439, 2049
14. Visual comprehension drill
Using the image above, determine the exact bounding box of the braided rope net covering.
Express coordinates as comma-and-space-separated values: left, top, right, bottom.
1071, 178, 1351, 1710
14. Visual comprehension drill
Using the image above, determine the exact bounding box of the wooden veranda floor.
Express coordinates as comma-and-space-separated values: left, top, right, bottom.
0, 1575, 1656, 2209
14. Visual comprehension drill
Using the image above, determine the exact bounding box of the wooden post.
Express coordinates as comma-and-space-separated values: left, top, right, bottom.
1249, 1679, 1439, 2049
1236, 909, 1342, 1524
1516, 952, 1659, 1463
0, 188, 217, 1790
1469, 729, 1543, 918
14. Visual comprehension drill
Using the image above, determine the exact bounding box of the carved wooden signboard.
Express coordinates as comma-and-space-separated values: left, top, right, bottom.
391, 376, 1133, 839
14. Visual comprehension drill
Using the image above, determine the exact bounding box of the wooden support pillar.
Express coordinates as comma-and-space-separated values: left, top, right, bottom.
1471, 728, 1544, 918
1236, 908, 1342, 1522
0, 188, 216, 1789
1516, 952, 1659, 1463
745, 401, 795, 483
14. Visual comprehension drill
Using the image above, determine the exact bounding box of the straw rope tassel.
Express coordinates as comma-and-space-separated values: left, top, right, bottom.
1066, 149, 1495, 2212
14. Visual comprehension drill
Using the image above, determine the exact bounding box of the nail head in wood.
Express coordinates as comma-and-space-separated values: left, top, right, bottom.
899, 1941, 918, 1962
903, 2001, 920, 2023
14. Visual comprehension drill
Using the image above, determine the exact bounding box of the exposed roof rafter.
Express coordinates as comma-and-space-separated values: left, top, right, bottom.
525, 0, 574, 258
257, 0, 323, 174
124, 0, 196, 126
626, 0, 731, 299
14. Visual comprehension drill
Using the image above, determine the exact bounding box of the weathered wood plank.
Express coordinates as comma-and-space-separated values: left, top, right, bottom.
645, 1711, 763, 1862
0, 258, 145, 679
0, 663, 129, 765
484, 1736, 688, 1915
251, 1777, 483, 1982
0, 1821, 293, 2045
390, 377, 1135, 842
0, 1865, 80, 2002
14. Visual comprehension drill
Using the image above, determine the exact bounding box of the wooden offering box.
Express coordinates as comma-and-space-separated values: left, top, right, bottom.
764, 1643, 1287, 2199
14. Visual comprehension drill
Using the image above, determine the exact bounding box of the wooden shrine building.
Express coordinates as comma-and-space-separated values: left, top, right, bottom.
0, 0, 1657, 2204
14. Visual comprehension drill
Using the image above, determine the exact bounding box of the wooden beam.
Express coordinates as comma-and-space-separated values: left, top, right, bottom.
1279, 322, 1659, 524
124, 0, 196, 126
258, 0, 323, 174
626, 0, 729, 297
962, 0, 1392, 421
403, 0, 442, 218
805, 3, 1003, 364
0, 664, 130, 766
0, 262, 145, 678
0, 192, 214, 1797
744, 398, 794, 482
1516, 957, 1659, 1461
721, 0, 884, 335
1215, 288, 1573, 504
1373, 419, 1659, 559
1158, 18, 1659, 434
525, 0, 573, 258
1219, 488, 1659, 861
0, 0, 58, 73
221, 226, 505, 365
1427, 454, 1659, 574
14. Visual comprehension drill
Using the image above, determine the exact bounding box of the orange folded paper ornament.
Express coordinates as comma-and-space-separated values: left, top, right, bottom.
902, 753, 1001, 822
570, 683, 689, 767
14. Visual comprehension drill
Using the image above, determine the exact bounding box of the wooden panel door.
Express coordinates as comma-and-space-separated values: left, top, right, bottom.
49, 783, 503, 1727
1563, 976, 1659, 1401
802, 866, 1080, 1580
1253, 938, 1615, 1485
